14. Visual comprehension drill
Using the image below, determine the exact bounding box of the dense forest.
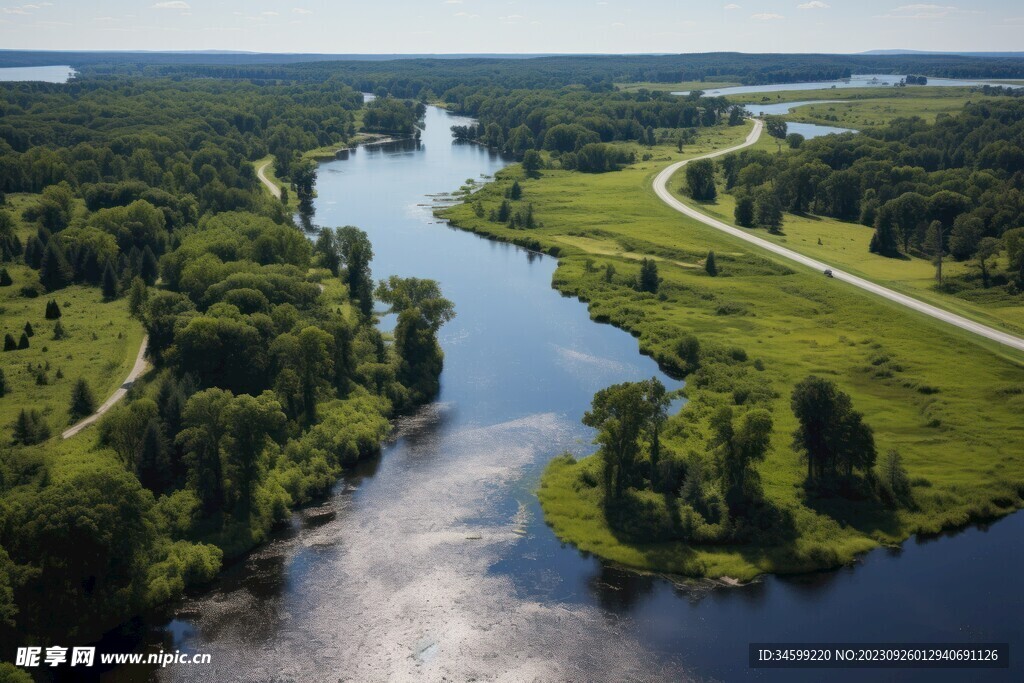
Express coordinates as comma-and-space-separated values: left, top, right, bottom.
0, 72, 451, 655
20, 51, 1024, 94
721, 100, 1024, 290
449, 88, 741, 160
1, 48, 1023, 665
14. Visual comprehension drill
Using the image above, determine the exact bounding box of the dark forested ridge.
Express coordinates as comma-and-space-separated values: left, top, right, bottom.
5, 50, 1024, 93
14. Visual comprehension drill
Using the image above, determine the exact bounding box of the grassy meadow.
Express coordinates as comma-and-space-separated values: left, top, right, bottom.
440, 124, 1024, 580
677, 186, 1024, 336
732, 85, 1010, 128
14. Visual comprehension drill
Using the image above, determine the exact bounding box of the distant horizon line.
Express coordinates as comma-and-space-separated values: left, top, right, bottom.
2, 49, 1024, 57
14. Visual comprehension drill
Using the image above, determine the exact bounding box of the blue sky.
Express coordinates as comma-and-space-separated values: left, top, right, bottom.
1, 1, 1022, 54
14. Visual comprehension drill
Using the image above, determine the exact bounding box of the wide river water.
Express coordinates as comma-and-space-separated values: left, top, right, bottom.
114, 105, 1022, 682
673, 73, 1024, 97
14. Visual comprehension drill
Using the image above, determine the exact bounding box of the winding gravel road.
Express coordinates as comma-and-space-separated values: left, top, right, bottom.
256, 159, 281, 200
62, 336, 149, 439
653, 119, 1024, 354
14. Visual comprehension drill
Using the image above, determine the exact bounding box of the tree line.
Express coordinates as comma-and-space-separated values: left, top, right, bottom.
0, 75, 452, 650
720, 100, 1024, 289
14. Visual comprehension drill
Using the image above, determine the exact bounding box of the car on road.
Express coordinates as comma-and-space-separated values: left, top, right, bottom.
823, 269, 833, 278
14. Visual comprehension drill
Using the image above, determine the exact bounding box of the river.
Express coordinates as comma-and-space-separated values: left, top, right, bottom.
0, 65, 75, 82
111, 105, 1022, 682
673, 73, 1024, 97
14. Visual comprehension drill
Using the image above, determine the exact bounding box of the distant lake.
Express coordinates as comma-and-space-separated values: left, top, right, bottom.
0, 65, 75, 83
675, 73, 1024, 97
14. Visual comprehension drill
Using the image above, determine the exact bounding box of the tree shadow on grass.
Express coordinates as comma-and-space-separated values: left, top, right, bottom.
801, 486, 903, 538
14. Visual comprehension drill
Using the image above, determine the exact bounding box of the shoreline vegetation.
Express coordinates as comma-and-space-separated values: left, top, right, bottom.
0, 79, 448, 657
3, 54, 1024, 670
438, 104, 1024, 581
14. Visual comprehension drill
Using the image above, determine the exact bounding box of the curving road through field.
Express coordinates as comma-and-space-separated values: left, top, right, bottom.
653, 119, 1024, 354
62, 336, 149, 439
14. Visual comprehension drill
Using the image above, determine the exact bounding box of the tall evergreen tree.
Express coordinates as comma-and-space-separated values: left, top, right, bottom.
38, 240, 73, 291
137, 419, 170, 494
140, 245, 159, 285
637, 259, 660, 294
69, 378, 96, 422
44, 299, 61, 319
102, 261, 119, 300
17, 333, 29, 350
705, 251, 718, 277
3, 334, 16, 351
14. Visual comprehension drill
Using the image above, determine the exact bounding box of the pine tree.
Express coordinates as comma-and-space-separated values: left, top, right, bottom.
23, 236, 43, 269
0, 268, 11, 286
522, 203, 535, 229
69, 378, 96, 422
705, 251, 718, 277
3, 334, 16, 351
137, 419, 170, 493
102, 261, 119, 300
45, 299, 62, 319
924, 220, 946, 284
497, 200, 511, 223
508, 180, 522, 200
23, 321, 33, 337
17, 332, 29, 350
869, 211, 900, 257
0, 368, 6, 397
637, 259, 660, 294
12, 408, 50, 445
38, 239, 73, 291
140, 245, 159, 285
127, 277, 148, 318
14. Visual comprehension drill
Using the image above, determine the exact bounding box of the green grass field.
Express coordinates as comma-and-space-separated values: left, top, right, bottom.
732, 85, 1008, 129
0, 263, 144, 434
441, 124, 1024, 580
675, 187, 1024, 336
1, 193, 145, 438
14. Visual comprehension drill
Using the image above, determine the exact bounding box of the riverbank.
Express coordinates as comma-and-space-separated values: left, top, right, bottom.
254, 133, 412, 212
438, 123, 1024, 580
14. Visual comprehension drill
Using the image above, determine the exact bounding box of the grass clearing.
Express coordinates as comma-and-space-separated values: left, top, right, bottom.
441, 123, 1024, 580
675, 187, 1024, 336
0, 263, 144, 434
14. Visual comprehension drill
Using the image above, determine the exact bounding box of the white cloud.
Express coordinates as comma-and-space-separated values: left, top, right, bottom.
723, 3, 741, 9
444, 0, 463, 3
2, 7, 30, 14
152, 1, 190, 9
797, 1, 829, 8
292, 8, 312, 15
750, 12, 784, 20
261, 11, 279, 16
875, 4, 970, 19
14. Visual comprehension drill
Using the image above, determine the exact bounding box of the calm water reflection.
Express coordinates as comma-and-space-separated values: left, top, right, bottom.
0, 65, 74, 82
116, 105, 1021, 682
